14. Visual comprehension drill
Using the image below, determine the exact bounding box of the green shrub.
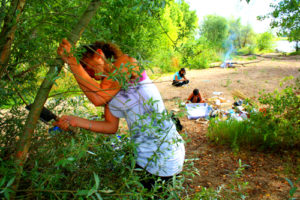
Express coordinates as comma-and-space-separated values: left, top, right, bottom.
236, 45, 256, 55
256, 32, 275, 52
190, 48, 219, 69
0, 97, 187, 199
289, 51, 300, 56
208, 77, 300, 151
151, 48, 179, 73
247, 55, 257, 60
181, 38, 220, 69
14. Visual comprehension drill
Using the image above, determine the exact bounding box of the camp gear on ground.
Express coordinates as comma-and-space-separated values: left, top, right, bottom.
186, 103, 212, 120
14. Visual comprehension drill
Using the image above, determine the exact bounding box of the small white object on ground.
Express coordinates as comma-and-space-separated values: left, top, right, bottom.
186, 103, 212, 120
213, 91, 223, 95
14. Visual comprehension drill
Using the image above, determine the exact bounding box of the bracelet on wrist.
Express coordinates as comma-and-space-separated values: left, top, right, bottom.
88, 122, 92, 130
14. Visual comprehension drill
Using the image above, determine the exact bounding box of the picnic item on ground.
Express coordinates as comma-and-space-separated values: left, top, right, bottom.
186, 103, 212, 120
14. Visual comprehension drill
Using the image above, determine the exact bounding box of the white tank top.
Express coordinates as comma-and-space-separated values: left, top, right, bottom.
108, 77, 185, 177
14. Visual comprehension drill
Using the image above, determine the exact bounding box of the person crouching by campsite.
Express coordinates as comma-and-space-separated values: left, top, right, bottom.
172, 68, 189, 87
186, 89, 205, 103
55, 39, 185, 188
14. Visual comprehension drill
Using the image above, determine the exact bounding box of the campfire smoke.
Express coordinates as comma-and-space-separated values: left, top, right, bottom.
220, 61, 233, 68
221, 61, 238, 68
221, 32, 236, 68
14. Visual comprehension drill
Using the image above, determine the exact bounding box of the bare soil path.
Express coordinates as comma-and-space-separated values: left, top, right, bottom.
152, 54, 300, 200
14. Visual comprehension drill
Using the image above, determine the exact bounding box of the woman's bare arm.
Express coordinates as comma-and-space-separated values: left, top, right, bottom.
54, 104, 119, 134
57, 39, 120, 106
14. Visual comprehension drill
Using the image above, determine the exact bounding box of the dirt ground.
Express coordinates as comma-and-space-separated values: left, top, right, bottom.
152, 54, 300, 199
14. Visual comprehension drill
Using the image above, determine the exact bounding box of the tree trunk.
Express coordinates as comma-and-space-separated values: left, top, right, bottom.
13, 0, 102, 197
0, 0, 26, 78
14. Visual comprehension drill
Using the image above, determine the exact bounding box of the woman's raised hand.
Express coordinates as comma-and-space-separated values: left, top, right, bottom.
57, 39, 77, 65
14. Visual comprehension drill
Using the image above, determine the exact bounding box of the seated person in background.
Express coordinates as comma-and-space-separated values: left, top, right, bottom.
186, 89, 205, 103
172, 68, 189, 87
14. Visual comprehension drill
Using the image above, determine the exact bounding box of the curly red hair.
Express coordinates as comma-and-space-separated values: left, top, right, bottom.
79, 41, 123, 77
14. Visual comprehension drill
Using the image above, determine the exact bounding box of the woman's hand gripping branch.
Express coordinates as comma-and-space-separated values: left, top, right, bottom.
53, 105, 119, 134
57, 39, 119, 106
57, 38, 78, 66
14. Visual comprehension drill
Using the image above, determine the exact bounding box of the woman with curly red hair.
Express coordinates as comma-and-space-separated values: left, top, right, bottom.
55, 39, 185, 188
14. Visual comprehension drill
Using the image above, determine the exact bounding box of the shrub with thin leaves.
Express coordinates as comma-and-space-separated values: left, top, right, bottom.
208, 77, 300, 151
0, 95, 188, 199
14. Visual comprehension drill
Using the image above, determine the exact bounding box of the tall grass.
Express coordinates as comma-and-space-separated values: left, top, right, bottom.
208, 119, 256, 151
208, 77, 300, 151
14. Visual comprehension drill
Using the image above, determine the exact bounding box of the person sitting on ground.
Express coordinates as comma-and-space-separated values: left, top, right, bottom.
172, 68, 189, 87
55, 39, 185, 189
186, 89, 205, 103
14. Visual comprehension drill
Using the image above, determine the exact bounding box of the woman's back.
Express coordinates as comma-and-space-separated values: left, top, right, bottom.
108, 77, 185, 177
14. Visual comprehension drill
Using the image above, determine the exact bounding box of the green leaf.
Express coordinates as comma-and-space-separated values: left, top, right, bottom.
55, 159, 67, 167
76, 190, 90, 196
289, 187, 297, 196
93, 172, 100, 189
285, 178, 294, 187
6, 177, 15, 187
4, 189, 10, 200
87, 188, 96, 197
0, 177, 6, 187
99, 189, 114, 194
67, 157, 75, 161
95, 193, 103, 200
172, 175, 176, 187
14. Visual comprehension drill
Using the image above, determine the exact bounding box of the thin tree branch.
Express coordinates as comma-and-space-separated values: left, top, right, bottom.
13, 0, 103, 196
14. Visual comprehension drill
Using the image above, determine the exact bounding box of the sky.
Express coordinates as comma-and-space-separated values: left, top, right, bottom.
185, 0, 276, 33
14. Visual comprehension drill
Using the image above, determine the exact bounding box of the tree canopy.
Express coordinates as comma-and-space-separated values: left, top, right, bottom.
200, 15, 228, 50
258, 0, 300, 50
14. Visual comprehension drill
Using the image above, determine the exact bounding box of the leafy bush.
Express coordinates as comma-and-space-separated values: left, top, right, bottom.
181, 38, 220, 69
236, 45, 256, 55
200, 15, 228, 50
289, 51, 300, 56
151, 48, 179, 73
0, 96, 187, 199
256, 32, 275, 52
191, 47, 219, 69
247, 55, 257, 60
208, 77, 300, 151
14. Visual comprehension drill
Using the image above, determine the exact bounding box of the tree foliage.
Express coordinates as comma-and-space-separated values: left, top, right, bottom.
139, 0, 198, 72
197, 15, 258, 62
256, 31, 274, 51
258, 0, 300, 50
227, 18, 255, 49
0, 0, 197, 198
240, 24, 256, 48
200, 15, 228, 50
0, 0, 199, 108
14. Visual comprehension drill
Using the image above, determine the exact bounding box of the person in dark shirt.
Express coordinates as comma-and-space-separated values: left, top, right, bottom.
186, 89, 205, 103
